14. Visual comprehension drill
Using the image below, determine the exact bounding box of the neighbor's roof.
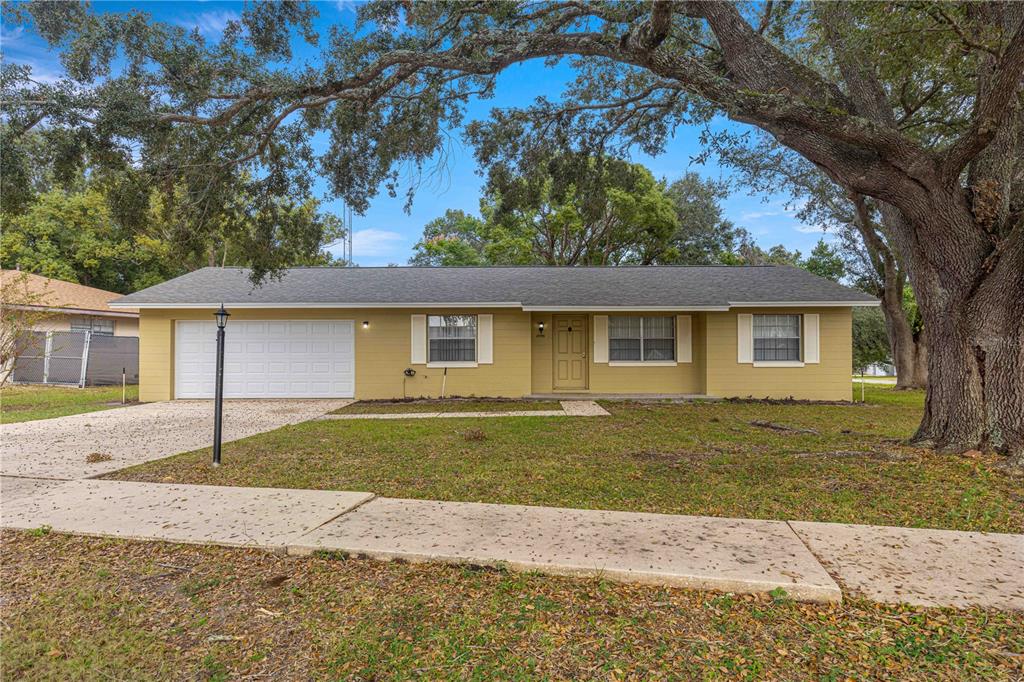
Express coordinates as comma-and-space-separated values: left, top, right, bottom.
110, 266, 877, 310
0, 270, 138, 316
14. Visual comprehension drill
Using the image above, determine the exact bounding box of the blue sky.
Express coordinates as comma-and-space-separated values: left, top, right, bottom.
2, 1, 830, 266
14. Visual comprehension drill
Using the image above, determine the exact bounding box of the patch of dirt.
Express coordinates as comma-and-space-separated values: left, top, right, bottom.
85, 452, 113, 463
725, 396, 869, 407
749, 420, 820, 435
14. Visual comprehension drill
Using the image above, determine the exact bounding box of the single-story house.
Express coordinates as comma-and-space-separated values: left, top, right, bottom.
110, 266, 878, 403
0, 269, 139, 337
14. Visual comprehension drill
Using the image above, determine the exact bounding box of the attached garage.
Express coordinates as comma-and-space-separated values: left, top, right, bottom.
174, 320, 355, 398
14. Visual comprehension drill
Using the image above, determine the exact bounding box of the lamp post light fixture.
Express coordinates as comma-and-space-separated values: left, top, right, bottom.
212, 304, 230, 467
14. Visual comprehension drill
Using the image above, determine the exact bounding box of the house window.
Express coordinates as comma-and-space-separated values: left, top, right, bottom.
70, 316, 115, 336
609, 316, 675, 362
753, 314, 801, 361
428, 315, 477, 362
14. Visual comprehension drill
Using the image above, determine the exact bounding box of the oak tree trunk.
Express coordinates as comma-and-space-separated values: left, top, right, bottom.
878, 267, 927, 390
902, 201, 1024, 466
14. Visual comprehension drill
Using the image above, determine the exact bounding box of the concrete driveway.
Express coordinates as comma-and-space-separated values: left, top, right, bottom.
0, 399, 351, 480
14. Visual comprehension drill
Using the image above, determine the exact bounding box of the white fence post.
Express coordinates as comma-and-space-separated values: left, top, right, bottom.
42, 331, 53, 384
79, 330, 92, 388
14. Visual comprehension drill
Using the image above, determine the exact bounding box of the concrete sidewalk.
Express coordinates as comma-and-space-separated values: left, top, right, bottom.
3, 478, 1022, 609
289, 497, 841, 603
1, 479, 372, 548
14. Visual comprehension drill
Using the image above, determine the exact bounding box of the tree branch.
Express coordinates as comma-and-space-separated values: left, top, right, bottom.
941, 18, 1024, 179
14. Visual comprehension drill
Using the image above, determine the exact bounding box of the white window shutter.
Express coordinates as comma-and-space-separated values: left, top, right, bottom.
804, 313, 820, 364
737, 313, 753, 363
410, 314, 426, 364
478, 314, 493, 364
676, 315, 692, 363
593, 315, 609, 363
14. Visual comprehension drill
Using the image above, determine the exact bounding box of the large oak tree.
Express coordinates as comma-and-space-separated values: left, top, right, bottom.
3, 1, 1022, 462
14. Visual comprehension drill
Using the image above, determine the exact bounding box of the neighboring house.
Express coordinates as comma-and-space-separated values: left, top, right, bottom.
0, 270, 139, 336
1, 270, 140, 386
111, 266, 878, 403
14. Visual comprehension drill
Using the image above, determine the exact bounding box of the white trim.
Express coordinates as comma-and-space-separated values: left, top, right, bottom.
114, 300, 876, 311
410, 314, 426, 364
426, 361, 478, 369
803, 313, 820, 364
111, 301, 523, 309
593, 315, 609, 363
728, 300, 878, 307
753, 361, 806, 368
737, 313, 753, 364
477, 314, 493, 364
608, 361, 678, 367
523, 305, 729, 312
676, 315, 692, 363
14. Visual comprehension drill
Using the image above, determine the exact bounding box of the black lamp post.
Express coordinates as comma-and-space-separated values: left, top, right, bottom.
212, 304, 230, 466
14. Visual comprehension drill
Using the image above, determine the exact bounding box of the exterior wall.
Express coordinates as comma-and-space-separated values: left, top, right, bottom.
114, 316, 139, 337
137, 307, 532, 402
530, 312, 706, 395
31, 315, 72, 333
704, 307, 853, 401
137, 306, 853, 403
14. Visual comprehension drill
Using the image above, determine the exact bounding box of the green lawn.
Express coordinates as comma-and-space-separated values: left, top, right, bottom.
0, 384, 139, 424
334, 399, 563, 414
3, 531, 1021, 681
109, 386, 1024, 533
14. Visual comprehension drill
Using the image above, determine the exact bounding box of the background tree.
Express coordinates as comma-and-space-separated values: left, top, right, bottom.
409, 210, 490, 266
6, 1, 1022, 462
662, 173, 744, 264
719, 135, 927, 388
852, 306, 893, 400
0, 131, 347, 291
410, 162, 759, 267
0, 271, 56, 386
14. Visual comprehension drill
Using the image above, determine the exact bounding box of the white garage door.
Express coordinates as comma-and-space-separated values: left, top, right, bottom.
175, 320, 355, 398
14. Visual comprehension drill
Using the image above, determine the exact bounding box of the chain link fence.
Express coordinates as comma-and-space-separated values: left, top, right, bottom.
11, 330, 139, 387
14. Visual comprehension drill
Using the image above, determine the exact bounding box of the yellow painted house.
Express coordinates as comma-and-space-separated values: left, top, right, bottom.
110, 266, 878, 403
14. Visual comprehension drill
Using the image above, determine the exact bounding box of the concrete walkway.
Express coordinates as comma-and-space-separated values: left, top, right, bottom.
2, 479, 371, 547
321, 400, 609, 420
289, 498, 841, 603
0, 399, 350, 479
3, 478, 1022, 609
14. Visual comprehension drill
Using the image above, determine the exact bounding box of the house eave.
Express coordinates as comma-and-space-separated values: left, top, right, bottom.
111, 300, 878, 311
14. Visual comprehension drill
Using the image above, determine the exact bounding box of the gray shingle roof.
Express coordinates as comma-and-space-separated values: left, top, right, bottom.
110, 266, 877, 309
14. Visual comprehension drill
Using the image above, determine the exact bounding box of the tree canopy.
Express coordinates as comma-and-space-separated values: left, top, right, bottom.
411, 157, 752, 267
3, 1, 1022, 459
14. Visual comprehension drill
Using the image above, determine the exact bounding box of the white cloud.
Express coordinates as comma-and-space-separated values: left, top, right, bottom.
333, 0, 361, 15
0, 25, 26, 46
740, 210, 780, 220
178, 10, 241, 37
352, 228, 406, 258
794, 224, 826, 234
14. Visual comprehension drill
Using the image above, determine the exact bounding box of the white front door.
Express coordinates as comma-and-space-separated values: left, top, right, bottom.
175, 320, 355, 398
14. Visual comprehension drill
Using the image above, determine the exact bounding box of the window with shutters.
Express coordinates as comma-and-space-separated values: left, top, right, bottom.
609, 316, 675, 362
753, 314, 801, 361
427, 315, 477, 362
